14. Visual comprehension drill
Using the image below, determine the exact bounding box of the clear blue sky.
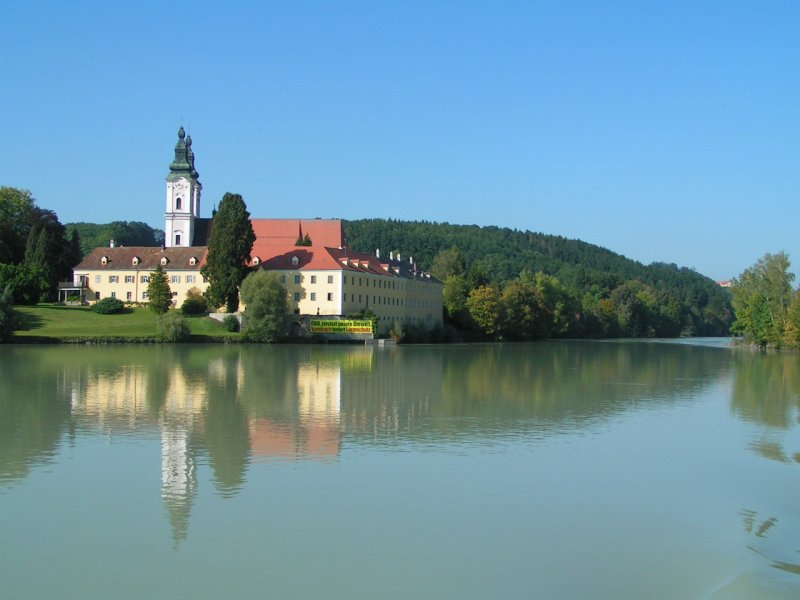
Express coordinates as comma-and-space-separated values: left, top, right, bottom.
2, 1, 798, 281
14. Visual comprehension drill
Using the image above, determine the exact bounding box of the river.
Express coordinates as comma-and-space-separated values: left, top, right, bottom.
1, 340, 798, 599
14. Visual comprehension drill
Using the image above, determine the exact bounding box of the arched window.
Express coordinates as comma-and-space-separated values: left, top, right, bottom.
176, 197, 182, 210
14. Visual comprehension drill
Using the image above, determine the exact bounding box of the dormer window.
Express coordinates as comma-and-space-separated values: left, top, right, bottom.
291, 256, 299, 266
252, 256, 261, 265
132, 257, 140, 266
101, 256, 109, 265
189, 256, 197, 266
161, 256, 169, 266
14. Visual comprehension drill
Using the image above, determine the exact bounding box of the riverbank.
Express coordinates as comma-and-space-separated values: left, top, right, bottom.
12, 304, 239, 343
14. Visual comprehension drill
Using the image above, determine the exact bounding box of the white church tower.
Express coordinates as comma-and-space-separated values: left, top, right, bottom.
165, 126, 201, 247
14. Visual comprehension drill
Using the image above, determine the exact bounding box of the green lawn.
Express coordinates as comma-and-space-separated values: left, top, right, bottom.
13, 305, 239, 342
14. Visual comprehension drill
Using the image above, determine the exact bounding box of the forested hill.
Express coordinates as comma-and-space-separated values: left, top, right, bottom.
344, 219, 732, 338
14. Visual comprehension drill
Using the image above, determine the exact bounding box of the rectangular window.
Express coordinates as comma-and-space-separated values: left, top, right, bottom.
202, 276, 208, 283
126, 292, 132, 301
310, 292, 317, 301
280, 275, 286, 283
111, 291, 116, 299
293, 292, 300, 301
294, 275, 301, 284
186, 275, 195, 283
171, 275, 181, 283
327, 293, 333, 301
95, 275, 101, 283
172, 292, 178, 297
327, 275, 333, 284
141, 275, 150, 283
310, 275, 317, 284
95, 292, 100, 300
125, 275, 134, 283
142, 291, 149, 300
109, 275, 118, 283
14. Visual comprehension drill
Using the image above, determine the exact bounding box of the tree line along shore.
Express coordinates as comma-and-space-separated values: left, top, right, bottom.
0, 185, 746, 344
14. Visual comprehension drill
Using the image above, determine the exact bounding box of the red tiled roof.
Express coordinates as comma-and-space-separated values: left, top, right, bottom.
254, 244, 398, 275
75, 246, 208, 271
251, 219, 344, 249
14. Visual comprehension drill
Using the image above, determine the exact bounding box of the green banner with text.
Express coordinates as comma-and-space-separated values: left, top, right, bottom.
309, 319, 375, 335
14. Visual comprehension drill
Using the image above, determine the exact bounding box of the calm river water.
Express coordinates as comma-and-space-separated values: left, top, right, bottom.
1, 340, 799, 599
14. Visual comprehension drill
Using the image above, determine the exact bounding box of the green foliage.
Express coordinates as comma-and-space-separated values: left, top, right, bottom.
0, 187, 37, 265
0, 286, 18, 342
295, 232, 312, 246
147, 264, 172, 314
222, 314, 240, 332
467, 285, 502, 338
24, 208, 76, 302
91, 297, 125, 314
65, 221, 164, 257
430, 246, 466, 280
240, 270, 287, 342
202, 193, 256, 312
157, 311, 191, 342
345, 218, 733, 339
0, 263, 48, 305
732, 252, 795, 348
180, 287, 208, 315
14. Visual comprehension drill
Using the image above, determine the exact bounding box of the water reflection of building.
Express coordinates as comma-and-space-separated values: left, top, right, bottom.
249, 361, 342, 462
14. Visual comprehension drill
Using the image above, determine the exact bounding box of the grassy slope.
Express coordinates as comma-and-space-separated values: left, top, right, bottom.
13, 305, 238, 342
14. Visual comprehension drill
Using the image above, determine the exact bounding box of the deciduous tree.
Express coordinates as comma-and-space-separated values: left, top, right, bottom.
240, 270, 288, 342
732, 252, 794, 348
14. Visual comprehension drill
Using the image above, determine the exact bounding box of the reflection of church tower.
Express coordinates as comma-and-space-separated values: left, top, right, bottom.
165, 126, 201, 247
161, 424, 197, 544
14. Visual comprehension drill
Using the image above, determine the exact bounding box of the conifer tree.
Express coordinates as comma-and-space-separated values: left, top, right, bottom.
202, 193, 255, 312
147, 264, 172, 314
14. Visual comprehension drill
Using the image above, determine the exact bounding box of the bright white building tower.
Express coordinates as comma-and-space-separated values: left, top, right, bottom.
165, 126, 201, 247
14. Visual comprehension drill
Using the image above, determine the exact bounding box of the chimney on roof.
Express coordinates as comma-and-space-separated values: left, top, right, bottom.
109, 239, 115, 248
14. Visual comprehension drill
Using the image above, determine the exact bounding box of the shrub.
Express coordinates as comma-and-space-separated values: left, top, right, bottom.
91, 297, 125, 314
157, 311, 190, 342
181, 287, 208, 315
222, 314, 240, 332
0, 286, 18, 342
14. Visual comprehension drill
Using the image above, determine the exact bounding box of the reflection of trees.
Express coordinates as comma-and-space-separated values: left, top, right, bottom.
731, 352, 800, 430
0, 347, 72, 484
335, 341, 728, 443
732, 353, 800, 581
440, 342, 727, 425
202, 351, 251, 497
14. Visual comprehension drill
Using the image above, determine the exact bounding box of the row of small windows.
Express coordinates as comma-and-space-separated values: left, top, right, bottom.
292, 292, 335, 302
97, 274, 202, 284
281, 274, 336, 285
100, 290, 180, 301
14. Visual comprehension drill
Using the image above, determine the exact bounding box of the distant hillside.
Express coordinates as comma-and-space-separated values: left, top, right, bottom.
66, 222, 164, 257
344, 219, 732, 337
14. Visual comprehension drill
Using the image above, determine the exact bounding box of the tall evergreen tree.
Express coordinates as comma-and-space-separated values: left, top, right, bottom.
147, 264, 172, 314
24, 208, 72, 301
202, 193, 256, 312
